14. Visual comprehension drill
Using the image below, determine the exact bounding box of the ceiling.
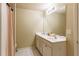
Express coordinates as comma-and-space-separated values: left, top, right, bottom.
16, 3, 52, 11
16, 3, 66, 13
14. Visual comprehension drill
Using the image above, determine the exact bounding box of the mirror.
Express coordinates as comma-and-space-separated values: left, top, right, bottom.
43, 3, 66, 36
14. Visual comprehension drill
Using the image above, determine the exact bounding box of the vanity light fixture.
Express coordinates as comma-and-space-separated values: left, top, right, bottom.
46, 6, 56, 15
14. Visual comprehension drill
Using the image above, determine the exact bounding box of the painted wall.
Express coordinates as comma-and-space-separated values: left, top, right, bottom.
16, 8, 66, 48
44, 13, 66, 35
16, 8, 43, 48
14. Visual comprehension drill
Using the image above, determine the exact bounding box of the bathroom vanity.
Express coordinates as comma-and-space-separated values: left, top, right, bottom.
35, 32, 66, 56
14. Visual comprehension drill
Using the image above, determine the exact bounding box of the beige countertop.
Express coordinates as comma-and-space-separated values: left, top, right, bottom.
35, 32, 66, 43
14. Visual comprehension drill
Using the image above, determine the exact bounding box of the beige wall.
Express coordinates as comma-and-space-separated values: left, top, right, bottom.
45, 13, 66, 36
16, 8, 43, 48
16, 8, 66, 48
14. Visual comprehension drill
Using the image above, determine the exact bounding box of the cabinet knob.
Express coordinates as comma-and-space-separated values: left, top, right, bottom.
45, 44, 47, 47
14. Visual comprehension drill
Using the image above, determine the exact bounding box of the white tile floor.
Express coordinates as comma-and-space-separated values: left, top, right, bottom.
15, 47, 41, 56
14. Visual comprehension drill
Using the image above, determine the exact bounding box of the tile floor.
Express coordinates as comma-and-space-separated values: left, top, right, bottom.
15, 47, 41, 56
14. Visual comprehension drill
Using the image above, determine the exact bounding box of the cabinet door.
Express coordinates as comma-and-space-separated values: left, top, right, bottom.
36, 37, 40, 50
36, 36, 43, 54
42, 42, 52, 56
39, 39, 43, 54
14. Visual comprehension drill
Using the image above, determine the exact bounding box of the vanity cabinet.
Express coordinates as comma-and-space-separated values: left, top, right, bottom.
35, 34, 66, 56
42, 42, 52, 56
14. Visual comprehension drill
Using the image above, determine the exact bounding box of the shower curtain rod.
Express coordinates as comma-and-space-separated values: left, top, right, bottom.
6, 3, 13, 11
